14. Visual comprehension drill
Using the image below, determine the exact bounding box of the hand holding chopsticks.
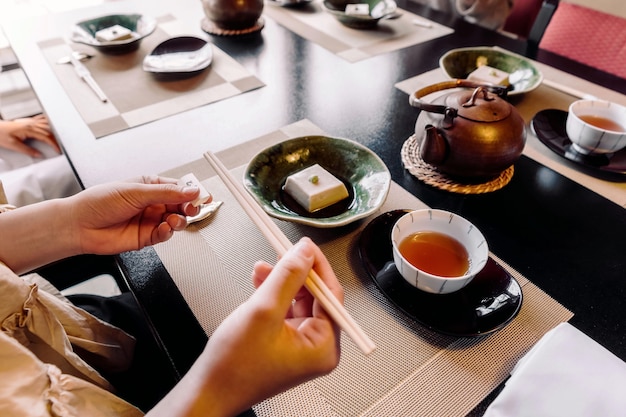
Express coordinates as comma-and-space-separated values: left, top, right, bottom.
204, 151, 376, 355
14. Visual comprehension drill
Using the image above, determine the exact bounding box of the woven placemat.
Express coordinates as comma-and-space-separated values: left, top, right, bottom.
263, 1, 453, 63
155, 120, 573, 417
38, 15, 265, 139
401, 134, 514, 194
155, 176, 572, 417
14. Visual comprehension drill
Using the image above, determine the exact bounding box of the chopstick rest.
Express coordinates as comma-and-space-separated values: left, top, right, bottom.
186, 201, 223, 225
179, 173, 212, 207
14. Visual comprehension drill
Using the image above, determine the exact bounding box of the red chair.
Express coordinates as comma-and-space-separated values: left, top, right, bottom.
502, 0, 559, 57
538, 1, 626, 79
503, 0, 547, 39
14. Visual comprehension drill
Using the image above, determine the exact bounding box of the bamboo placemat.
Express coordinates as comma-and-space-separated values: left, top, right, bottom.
263, 0, 453, 62
155, 119, 573, 416
38, 15, 264, 139
395, 59, 626, 208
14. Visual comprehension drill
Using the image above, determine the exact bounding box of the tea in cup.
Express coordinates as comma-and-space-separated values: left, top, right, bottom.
566, 100, 626, 155
391, 209, 489, 294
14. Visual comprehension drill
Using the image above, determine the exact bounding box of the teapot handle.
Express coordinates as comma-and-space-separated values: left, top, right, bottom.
409, 80, 509, 126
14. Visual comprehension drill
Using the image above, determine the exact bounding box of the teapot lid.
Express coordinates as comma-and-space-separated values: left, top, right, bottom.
445, 87, 511, 122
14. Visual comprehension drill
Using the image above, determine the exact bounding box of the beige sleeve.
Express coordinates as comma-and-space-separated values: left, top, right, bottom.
0, 262, 136, 389
0, 331, 143, 417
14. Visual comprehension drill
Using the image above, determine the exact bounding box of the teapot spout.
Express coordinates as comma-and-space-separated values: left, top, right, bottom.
420, 124, 449, 166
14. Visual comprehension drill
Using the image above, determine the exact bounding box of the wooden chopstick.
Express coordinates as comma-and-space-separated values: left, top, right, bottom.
204, 151, 376, 356
542, 78, 597, 100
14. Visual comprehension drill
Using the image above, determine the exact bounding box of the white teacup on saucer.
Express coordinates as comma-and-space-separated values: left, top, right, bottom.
566, 100, 626, 155
391, 209, 489, 294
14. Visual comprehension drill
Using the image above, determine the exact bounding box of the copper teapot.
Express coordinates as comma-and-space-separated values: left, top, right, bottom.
409, 80, 526, 178
201, 0, 263, 30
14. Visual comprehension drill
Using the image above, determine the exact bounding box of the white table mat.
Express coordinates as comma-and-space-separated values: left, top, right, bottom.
263, 0, 453, 62
484, 322, 626, 417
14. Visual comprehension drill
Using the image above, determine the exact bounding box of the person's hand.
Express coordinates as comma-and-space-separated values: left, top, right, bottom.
0, 114, 60, 157
66, 176, 205, 255
165, 237, 343, 417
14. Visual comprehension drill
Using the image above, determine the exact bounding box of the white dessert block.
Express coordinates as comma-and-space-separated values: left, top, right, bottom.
345, 4, 370, 15
95, 25, 133, 42
284, 164, 349, 212
178, 173, 211, 207
468, 65, 510, 86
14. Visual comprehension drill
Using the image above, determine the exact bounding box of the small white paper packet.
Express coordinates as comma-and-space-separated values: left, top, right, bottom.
485, 322, 626, 417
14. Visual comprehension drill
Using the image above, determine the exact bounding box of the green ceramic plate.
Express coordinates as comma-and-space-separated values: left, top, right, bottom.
322, 0, 398, 30
71, 14, 157, 54
243, 136, 391, 228
439, 47, 543, 95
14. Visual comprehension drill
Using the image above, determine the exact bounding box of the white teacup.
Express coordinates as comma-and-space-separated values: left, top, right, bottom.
391, 209, 489, 294
566, 100, 626, 155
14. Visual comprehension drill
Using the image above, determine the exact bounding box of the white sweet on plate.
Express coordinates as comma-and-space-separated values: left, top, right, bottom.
468, 64, 510, 86
95, 24, 133, 42
178, 173, 211, 207
345, 4, 370, 15
283, 164, 349, 212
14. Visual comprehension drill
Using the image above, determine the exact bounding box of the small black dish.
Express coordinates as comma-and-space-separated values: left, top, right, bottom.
143, 36, 213, 81
531, 109, 626, 179
358, 209, 523, 337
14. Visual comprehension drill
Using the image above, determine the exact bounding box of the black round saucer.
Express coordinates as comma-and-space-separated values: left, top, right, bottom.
358, 210, 523, 337
531, 109, 626, 178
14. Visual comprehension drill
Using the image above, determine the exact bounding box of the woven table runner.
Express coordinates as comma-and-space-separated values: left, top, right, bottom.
395, 53, 626, 208
263, 0, 453, 63
38, 15, 264, 139
155, 119, 573, 416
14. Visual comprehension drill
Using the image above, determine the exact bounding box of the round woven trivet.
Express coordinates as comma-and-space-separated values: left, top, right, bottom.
201, 17, 265, 36
401, 135, 514, 194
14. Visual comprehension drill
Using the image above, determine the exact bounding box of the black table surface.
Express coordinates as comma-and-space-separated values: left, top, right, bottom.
119, 4, 626, 414
7, 1, 626, 414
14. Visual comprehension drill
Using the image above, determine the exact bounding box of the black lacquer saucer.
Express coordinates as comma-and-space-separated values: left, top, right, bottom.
531, 109, 626, 178
358, 210, 523, 337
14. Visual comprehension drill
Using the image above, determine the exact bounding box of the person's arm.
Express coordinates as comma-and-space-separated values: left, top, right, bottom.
0, 114, 60, 157
147, 237, 343, 417
0, 176, 202, 274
